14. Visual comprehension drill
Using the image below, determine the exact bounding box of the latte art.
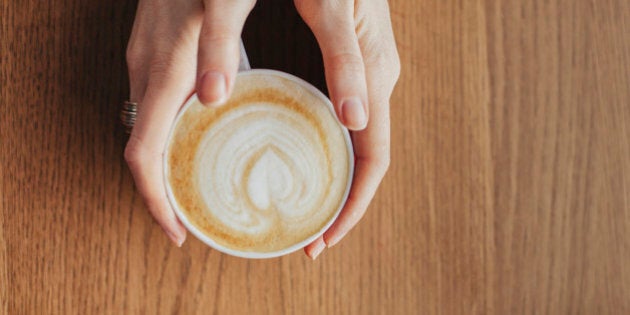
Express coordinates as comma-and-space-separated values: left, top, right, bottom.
166, 71, 352, 253
195, 103, 333, 239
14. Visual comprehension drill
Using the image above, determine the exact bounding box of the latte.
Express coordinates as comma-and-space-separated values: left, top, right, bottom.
164, 70, 353, 256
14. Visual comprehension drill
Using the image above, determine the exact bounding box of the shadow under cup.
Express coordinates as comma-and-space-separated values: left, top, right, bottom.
163, 69, 354, 259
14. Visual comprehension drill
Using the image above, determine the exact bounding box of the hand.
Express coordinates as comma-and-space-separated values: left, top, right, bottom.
299, 0, 400, 259
124, 0, 256, 246
124, 0, 400, 256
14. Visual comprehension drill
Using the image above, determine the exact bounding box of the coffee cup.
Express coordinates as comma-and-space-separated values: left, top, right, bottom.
163, 69, 354, 258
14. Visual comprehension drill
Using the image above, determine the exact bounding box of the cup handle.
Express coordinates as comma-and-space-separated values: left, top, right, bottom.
239, 39, 251, 72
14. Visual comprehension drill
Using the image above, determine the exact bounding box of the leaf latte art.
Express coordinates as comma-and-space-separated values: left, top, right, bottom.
166, 71, 352, 253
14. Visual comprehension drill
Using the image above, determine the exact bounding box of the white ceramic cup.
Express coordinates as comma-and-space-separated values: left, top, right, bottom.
163, 69, 354, 259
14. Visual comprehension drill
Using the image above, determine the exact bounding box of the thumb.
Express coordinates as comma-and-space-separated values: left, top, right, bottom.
197, 0, 256, 106
297, 2, 369, 130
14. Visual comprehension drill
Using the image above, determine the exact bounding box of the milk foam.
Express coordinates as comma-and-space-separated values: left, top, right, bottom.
196, 102, 330, 236
167, 71, 351, 252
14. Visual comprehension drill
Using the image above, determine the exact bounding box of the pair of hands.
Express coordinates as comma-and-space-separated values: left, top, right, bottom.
124, 0, 400, 259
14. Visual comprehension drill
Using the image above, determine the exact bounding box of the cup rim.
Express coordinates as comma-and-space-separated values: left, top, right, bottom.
163, 69, 355, 259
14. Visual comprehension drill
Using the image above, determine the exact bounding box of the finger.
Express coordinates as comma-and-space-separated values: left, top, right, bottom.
296, 2, 369, 130
322, 142, 390, 247
196, 0, 256, 106
124, 60, 196, 246
323, 69, 393, 247
323, 108, 390, 247
304, 236, 326, 260
126, 135, 187, 246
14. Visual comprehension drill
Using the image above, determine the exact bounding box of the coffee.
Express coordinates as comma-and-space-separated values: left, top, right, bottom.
164, 70, 353, 256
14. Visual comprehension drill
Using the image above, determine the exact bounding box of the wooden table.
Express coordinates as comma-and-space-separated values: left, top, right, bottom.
2, 1, 629, 314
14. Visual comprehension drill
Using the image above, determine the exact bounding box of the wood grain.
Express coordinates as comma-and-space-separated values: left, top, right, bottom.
2, 0, 630, 314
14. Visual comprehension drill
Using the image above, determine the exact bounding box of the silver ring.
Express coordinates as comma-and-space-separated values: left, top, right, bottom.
120, 101, 137, 134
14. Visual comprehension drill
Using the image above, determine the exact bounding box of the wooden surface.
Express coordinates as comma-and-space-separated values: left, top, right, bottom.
2, 0, 630, 314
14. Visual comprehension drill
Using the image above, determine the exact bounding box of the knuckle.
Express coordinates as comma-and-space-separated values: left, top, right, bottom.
123, 142, 143, 170
365, 48, 401, 89
368, 50, 399, 76
126, 43, 144, 72
124, 136, 159, 171
327, 52, 365, 74
198, 28, 235, 46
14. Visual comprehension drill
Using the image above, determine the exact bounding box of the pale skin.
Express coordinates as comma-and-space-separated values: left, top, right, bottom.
124, 0, 400, 259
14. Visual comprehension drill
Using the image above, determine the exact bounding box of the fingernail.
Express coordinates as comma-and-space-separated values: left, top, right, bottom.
309, 239, 326, 260
166, 230, 185, 247
341, 98, 367, 130
198, 71, 227, 106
